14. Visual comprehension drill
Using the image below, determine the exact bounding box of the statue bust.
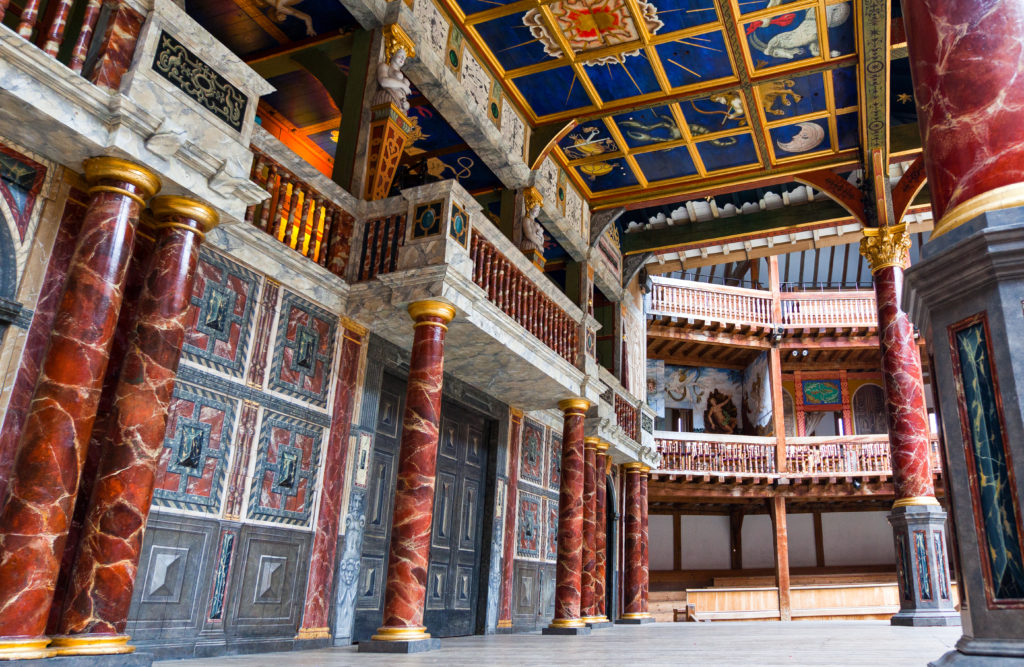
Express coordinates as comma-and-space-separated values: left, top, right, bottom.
373, 45, 412, 113
519, 188, 545, 254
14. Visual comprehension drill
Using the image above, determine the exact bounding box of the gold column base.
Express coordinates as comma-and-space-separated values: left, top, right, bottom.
580, 616, 604, 624
892, 496, 941, 509
295, 627, 330, 640
49, 634, 135, 656
548, 618, 586, 629
496, 619, 512, 629
620, 612, 653, 620
0, 638, 50, 660
371, 626, 432, 642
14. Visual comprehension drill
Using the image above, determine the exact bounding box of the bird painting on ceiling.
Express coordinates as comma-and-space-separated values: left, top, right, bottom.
747, 4, 850, 60
260, 0, 316, 37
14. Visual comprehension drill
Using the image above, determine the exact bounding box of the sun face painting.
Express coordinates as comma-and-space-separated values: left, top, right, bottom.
524, 0, 663, 64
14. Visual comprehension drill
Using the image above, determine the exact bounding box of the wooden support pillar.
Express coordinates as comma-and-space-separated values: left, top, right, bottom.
768, 257, 787, 472
672, 513, 681, 571
813, 511, 825, 568
768, 497, 791, 621
729, 508, 744, 570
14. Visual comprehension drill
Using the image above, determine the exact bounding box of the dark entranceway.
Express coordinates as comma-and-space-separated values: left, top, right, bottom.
352, 373, 490, 641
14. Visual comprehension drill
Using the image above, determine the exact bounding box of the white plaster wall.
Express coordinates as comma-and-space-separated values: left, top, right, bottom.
742, 514, 775, 568
821, 511, 896, 566
680, 515, 731, 570
649, 514, 675, 570
788, 513, 817, 568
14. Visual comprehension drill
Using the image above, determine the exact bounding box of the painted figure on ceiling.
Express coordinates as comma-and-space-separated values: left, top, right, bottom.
262, 0, 315, 37
374, 45, 412, 113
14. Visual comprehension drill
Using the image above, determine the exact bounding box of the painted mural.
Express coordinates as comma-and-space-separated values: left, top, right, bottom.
852, 383, 887, 434
647, 359, 665, 418
649, 363, 744, 433
742, 351, 773, 436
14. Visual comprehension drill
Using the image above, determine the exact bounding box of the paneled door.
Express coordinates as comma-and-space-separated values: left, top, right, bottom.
352, 374, 490, 641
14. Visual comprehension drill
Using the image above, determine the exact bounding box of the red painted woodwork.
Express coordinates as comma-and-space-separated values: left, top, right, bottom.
87, 4, 144, 92
0, 158, 158, 640
622, 465, 645, 617
580, 439, 598, 620
874, 266, 935, 500
640, 470, 650, 615
498, 410, 523, 627
299, 323, 365, 635
593, 445, 609, 620
614, 394, 639, 442
550, 399, 588, 627
376, 302, 454, 638
900, 0, 1024, 223
59, 199, 214, 637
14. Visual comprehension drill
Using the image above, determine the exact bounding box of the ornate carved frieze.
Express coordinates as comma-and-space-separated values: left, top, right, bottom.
152, 31, 247, 132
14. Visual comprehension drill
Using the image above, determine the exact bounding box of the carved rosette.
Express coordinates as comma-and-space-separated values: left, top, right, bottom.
860, 223, 911, 274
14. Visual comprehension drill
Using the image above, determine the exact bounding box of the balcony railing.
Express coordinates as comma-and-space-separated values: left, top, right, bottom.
470, 233, 578, 364
246, 145, 355, 280
615, 393, 640, 441
655, 433, 942, 477
650, 278, 772, 327
1, 0, 144, 91
648, 277, 877, 330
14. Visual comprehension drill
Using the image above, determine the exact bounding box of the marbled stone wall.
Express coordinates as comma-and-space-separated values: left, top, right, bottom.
124, 245, 352, 659
511, 412, 564, 631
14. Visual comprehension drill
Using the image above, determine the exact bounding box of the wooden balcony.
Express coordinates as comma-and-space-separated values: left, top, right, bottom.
655, 432, 942, 481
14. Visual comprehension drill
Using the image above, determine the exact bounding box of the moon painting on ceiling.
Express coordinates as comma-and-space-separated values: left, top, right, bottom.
771, 120, 830, 157
745, 4, 851, 70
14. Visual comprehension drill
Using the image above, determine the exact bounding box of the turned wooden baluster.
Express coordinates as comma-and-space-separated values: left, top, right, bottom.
311, 203, 326, 261
318, 207, 335, 266
246, 156, 268, 225
510, 272, 520, 322
527, 285, 537, 334
470, 236, 480, 284
42, 0, 75, 56
271, 179, 292, 237
282, 186, 302, 244
259, 165, 281, 233
17, 0, 42, 38
482, 245, 495, 300
499, 258, 510, 312
68, 0, 103, 72
302, 198, 319, 257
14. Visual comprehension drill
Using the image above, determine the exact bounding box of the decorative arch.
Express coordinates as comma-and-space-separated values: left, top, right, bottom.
852, 383, 887, 434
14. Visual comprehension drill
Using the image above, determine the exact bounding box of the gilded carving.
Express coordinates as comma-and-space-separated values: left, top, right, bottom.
152, 31, 247, 132
860, 223, 911, 274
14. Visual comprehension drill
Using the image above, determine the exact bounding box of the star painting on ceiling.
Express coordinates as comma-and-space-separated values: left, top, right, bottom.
524, 0, 663, 64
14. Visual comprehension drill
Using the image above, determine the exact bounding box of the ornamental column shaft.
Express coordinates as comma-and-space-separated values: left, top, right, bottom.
618, 463, 653, 624
580, 437, 598, 624
900, 0, 1024, 237
359, 301, 454, 654
53, 197, 217, 656
593, 442, 610, 624
542, 398, 591, 636
640, 467, 651, 617
861, 225, 958, 627
0, 158, 159, 660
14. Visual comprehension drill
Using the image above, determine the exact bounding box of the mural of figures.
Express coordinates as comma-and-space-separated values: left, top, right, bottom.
647, 359, 665, 418
742, 352, 773, 436
653, 364, 744, 432
852, 383, 887, 434
704, 388, 738, 434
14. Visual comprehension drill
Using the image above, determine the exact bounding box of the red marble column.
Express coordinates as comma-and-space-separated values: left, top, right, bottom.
546, 397, 590, 632
0, 157, 159, 659
862, 226, 937, 505
900, 0, 1024, 237
640, 466, 651, 616
297, 319, 367, 639
367, 301, 455, 648
593, 441, 610, 623
51, 197, 215, 655
580, 437, 599, 623
498, 409, 523, 630
619, 463, 651, 622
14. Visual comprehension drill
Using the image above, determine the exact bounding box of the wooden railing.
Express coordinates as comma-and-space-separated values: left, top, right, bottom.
0, 1, 144, 90
648, 277, 877, 330
615, 394, 640, 441
247, 148, 355, 279
655, 433, 942, 477
470, 234, 578, 363
781, 291, 877, 328
649, 277, 772, 327
356, 214, 405, 281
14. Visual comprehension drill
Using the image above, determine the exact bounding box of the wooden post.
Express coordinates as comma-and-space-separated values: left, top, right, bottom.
768, 257, 787, 473
768, 497, 791, 621
672, 512, 682, 571
813, 511, 825, 568
729, 507, 744, 570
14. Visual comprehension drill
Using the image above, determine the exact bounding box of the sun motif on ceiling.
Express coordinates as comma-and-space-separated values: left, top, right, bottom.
523, 0, 663, 65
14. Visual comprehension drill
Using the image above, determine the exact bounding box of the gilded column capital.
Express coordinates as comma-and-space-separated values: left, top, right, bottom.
623, 462, 645, 472
523, 186, 543, 211
84, 156, 161, 202
407, 300, 456, 324
382, 24, 416, 63
595, 440, 609, 453
860, 223, 911, 274
557, 397, 590, 414
151, 196, 219, 241
584, 436, 600, 450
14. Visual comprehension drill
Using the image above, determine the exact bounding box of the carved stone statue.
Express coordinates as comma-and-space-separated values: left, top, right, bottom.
519, 187, 545, 255
373, 28, 415, 114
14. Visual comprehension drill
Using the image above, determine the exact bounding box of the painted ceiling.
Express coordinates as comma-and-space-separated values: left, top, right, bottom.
441, 0, 864, 205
